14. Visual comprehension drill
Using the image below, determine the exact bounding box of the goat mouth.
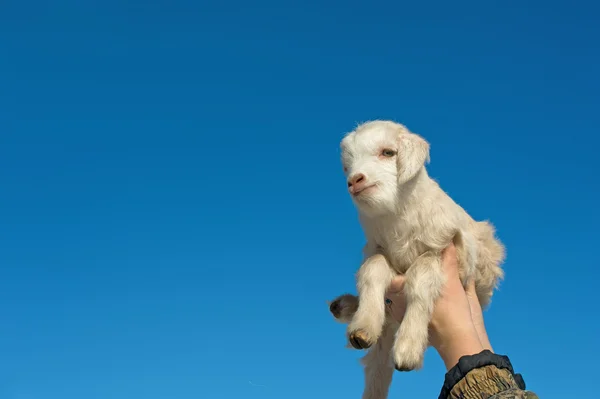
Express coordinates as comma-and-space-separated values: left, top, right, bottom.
352, 184, 377, 196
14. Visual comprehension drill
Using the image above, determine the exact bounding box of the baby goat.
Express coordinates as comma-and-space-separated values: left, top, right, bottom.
329, 120, 505, 399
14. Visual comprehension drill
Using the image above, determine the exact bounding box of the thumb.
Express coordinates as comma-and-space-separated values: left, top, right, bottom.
386, 275, 406, 296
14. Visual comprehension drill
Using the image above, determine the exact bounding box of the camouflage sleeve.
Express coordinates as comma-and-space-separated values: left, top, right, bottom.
445, 365, 539, 399
438, 350, 539, 399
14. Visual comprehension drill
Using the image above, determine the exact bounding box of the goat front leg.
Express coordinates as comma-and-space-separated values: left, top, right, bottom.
392, 251, 445, 371
361, 320, 398, 399
347, 254, 395, 349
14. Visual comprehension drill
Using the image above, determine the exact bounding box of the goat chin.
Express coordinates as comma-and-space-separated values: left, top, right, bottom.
330, 120, 505, 399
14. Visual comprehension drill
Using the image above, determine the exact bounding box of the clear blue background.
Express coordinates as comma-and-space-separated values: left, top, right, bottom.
2, 1, 599, 398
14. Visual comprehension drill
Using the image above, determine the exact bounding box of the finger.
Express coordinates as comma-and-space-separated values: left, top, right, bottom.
465, 278, 483, 310
465, 278, 477, 294
442, 244, 457, 266
442, 242, 456, 258
441, 244, 460, 277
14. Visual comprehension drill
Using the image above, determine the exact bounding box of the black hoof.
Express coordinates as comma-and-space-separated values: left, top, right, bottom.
348, 330, 372, 349
394, 364, 414, 372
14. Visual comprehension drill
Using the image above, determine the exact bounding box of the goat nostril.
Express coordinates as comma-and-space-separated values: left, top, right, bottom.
348, 173, 366, 188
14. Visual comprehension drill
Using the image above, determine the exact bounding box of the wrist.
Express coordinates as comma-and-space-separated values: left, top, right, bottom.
431, 325, 484, 370
474, 320, 493, 352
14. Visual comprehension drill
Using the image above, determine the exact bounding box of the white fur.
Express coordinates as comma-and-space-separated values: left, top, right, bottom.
329, 120, 505, 399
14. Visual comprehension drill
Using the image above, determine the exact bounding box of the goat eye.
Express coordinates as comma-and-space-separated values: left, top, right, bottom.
381, 149, 397, 157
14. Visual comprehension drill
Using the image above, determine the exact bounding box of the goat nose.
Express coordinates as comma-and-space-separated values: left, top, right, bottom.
347, 173, 366, 187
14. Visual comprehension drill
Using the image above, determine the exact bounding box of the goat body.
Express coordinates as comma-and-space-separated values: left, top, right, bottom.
328, 120, 505, 399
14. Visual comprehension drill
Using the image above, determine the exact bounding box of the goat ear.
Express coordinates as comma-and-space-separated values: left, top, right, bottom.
396, 132, 430, 184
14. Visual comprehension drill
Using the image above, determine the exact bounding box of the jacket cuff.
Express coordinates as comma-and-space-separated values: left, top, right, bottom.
438, 350, 526, 399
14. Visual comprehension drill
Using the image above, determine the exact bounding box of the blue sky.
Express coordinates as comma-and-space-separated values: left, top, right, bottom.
1, 1, 599, 398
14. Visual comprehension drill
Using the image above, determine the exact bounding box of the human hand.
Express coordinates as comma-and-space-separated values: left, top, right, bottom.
384, 244, 490, 370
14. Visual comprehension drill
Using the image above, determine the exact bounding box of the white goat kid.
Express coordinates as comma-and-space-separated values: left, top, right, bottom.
328, 120, 505, 399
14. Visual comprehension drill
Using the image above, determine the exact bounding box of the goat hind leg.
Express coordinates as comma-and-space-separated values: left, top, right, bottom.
361, 321, 397, 399
328, 293, 359, 324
